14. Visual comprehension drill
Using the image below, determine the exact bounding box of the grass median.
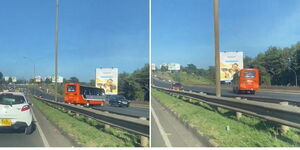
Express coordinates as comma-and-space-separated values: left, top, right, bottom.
152, 89, 300, 147
30, 97, 140, 147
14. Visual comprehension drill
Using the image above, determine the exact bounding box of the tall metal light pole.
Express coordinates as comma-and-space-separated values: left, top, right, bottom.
54, 0, 59, 102
214, 0, 221, 97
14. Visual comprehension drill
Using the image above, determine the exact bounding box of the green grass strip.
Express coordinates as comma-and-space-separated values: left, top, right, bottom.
154, 72, 213, 86
31, 97, 138, 147
152, 89, 300, 147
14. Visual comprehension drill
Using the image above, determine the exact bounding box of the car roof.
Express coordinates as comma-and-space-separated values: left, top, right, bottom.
0, 92, 25, 97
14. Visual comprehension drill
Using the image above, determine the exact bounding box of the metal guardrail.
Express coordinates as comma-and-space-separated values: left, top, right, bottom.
34, 96, 149, 137
152, 78, 300, 107
153, 86, 300, 130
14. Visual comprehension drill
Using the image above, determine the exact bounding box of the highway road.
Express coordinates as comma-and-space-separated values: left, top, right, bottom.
152, 78, 300, 103
0, 97, 74, 147
27, 87, 149, 119
151, 97, 210, 147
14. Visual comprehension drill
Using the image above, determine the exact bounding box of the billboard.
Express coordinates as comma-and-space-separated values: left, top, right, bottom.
168, 63, 180, 71
35, 76, 42, 83
52, 76, 63, 83
12, 77, 17, 83
4, 76, 9, 82
220, 51, 243, 82
95, 68, 118, 95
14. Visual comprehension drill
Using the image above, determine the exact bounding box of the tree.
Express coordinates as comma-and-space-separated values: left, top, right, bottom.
160, 65, 168, 72
89, 80, 95, 86
69, 77, 79, 83
0, 72, 3, 84
45, 78, 52, 84
118, 64, 149, 101
8, 77, 12, 83
184, 64, 197, 74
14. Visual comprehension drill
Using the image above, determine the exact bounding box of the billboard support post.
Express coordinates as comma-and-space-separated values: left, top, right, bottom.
214, 0, 221, 97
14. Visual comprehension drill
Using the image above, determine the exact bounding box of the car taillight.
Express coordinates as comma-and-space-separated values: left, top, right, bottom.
21, 105, 30, 112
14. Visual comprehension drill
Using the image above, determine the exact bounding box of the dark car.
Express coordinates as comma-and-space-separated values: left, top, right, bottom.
171, 82, 183, 90
107, 95, 130, 107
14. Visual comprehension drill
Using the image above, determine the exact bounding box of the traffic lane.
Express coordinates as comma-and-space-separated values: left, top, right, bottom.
185, 85, 300, 102
32, 89, 149, 118
32, 103, 74, 147
151, 97, 208, 147
151, 114, 166, 147
0, 118, 44, 147
153, 79, 300, 102
93, 105, 149, 119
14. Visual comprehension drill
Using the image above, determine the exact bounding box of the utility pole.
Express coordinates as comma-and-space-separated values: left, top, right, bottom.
55, 0, 59, 102
214, 0, 221, 97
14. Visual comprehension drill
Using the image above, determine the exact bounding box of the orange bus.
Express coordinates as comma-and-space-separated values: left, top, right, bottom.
64, 83, 106, 107
232, 68, 260, 94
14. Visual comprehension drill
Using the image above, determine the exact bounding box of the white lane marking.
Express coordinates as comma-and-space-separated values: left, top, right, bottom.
151, 106, 172, 147
32, 110, 50, 147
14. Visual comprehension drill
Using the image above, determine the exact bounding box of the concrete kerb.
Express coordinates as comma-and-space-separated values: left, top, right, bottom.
279, 101, 290, 133
154, 98, 217, 147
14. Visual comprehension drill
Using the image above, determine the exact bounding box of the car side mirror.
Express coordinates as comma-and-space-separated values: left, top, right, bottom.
29, 103, 34, 107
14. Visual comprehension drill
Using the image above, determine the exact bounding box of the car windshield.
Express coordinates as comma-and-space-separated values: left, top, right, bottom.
0, 94, 26, 105
244, 71, 256, 78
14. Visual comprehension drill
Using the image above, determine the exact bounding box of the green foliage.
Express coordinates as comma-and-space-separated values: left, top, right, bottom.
68, 77, 80, 83
0, 72, 3, 84
119, 64, 149, 101
45, 78, 52, 84
152, 89, 300, 147
245, 42, 300, 86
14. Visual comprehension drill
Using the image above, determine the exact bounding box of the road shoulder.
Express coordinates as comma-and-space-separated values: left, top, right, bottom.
32, 105, 75, 147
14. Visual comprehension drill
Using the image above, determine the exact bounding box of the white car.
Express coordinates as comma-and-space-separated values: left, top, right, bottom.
0, 92, 34, 135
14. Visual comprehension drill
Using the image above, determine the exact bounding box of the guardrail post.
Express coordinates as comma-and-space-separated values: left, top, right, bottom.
104, 124, 110, 130
140, 136, 148, 147
138, 116, 148, 147
279, 101, 289, 133
235, 97, 242, 120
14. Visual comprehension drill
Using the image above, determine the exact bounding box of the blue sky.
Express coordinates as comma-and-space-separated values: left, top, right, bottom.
152, 0, 300, 69
0, 0, 149, 82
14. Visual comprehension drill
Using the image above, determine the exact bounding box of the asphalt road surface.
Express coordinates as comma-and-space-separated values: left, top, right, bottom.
93, 106, 149, 119
151, 97, 209, 147
0, 98, 73, 147
152, 78, 300, 102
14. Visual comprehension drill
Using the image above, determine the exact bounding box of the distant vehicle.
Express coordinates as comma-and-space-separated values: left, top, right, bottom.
107, 95, 130, 107
64, 83, 106, 107
232, 68, 260, 94
0, 92, 34, 134
171, 82, 183, 90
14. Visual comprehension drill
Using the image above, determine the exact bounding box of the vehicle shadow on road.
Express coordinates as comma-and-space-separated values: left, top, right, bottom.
0, 123, 37, 135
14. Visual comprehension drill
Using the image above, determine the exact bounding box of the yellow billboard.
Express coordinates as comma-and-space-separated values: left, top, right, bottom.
220, 51, 243, 82
95, 68, 118, 95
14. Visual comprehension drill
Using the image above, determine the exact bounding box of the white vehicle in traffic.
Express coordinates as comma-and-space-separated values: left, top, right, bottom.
0, 92, 34, 134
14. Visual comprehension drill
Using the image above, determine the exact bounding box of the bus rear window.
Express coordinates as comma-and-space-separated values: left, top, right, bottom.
244, 71, 256, 78
67, 85, 76, 92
